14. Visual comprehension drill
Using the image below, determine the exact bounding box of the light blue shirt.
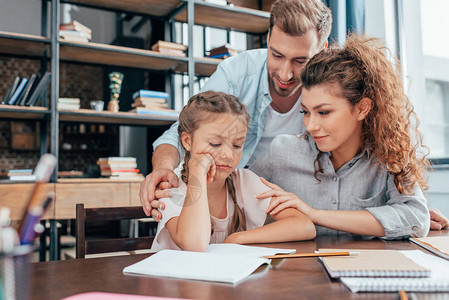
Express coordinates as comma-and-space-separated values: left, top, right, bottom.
153, 49, 303, 168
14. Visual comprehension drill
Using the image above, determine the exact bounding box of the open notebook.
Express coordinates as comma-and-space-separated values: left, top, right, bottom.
319, 249, 431, 278
340, 250, 449, 292
410, 236, 449, 260
123, 244, 295, 284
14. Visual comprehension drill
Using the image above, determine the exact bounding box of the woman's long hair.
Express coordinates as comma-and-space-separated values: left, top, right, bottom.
178, 91, 250, 233
300, 35, 429, 194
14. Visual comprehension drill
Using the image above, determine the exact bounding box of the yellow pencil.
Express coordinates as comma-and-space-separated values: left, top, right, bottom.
262, 251, 359, 259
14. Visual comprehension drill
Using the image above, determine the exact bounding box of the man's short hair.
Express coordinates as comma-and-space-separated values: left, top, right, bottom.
270, 0, 332, 47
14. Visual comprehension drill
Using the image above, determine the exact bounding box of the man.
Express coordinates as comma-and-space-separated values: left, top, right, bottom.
140, 0, 449, 230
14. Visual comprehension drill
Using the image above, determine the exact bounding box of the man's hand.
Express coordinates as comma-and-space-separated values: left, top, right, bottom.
140, 168, 179, 220
430, 208, 449, 230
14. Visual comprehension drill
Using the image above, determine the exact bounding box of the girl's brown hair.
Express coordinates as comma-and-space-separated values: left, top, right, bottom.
300, 34, 429, 194
178, 91, 250, 234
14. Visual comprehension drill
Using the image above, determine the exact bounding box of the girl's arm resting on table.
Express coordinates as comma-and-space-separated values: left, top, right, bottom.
165, 182, 211, 252
165, 158, 215, 252
224, 208, 316, 244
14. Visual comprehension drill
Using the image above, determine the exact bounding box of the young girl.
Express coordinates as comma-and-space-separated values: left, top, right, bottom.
251, 35, 430, 239
150, 91, 316, 252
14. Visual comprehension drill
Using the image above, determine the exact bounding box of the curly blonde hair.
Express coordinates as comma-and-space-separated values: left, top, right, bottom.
300, 34, 429, 194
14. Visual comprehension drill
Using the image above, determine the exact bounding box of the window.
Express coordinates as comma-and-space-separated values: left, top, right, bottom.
400, 0, 449, 160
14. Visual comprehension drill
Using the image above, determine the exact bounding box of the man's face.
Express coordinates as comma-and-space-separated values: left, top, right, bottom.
267, 26, 322, 98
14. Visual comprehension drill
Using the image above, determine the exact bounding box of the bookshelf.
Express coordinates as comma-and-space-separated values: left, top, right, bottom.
0, 0, 270, 260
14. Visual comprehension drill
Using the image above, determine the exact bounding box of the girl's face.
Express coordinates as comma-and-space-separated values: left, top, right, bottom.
183, 113, 248, 181
301, 84, 370, 159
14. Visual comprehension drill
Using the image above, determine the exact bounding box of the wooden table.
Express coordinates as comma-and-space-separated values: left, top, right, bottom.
31, 230, 449, 300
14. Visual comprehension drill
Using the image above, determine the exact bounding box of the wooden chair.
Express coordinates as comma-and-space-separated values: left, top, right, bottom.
75, 204, 155, 259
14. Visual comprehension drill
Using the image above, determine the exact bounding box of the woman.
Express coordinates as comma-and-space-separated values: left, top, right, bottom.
251, 35, 430, 239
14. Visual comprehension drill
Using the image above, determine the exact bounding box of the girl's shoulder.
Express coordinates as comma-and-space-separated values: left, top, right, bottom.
232, 169, 271, 195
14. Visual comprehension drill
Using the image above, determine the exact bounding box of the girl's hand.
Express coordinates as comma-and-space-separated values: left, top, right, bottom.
257, 178, 316, 220
223, 232, 243, 244
189, 153, 216, 183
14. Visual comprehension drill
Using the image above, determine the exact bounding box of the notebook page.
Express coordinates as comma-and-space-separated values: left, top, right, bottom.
123, 249, 270, 284
411, 236, 449, 260
207, 243, 296, 257
341, 250, 449, 292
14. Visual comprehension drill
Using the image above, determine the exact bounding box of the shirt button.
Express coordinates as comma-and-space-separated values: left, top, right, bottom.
333, 176, 338, 181
331, 199, 337, 204
412, 226, 420, 231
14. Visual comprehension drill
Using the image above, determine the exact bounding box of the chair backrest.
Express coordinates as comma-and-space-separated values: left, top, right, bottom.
75, 203, 154, 259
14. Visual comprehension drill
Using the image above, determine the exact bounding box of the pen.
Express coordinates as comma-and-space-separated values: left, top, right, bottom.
18, 154, 57, 235
19, 193, 54, 245
262, 251, 360, 259
399, 290, 408, 300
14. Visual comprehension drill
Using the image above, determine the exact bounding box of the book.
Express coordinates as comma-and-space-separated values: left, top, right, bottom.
7, 77, 28, 105
208, 44, 238, 57
340, 250, 449, 292
97, 157, 137, 163
131, 107, 179, 117
25, 72, 51, 106
2, 76, 20, 104
133, 97, 167, 104
57, 103, 81, 110
17, 74, 37, 106
132, 90, 169, 100
123, 243, 295, 284
59, 20, 92, 35
410, 236, 449, 260
59, 30, 90, 42
319, 248, 431, 278
154, 47, 186, 57
7, 169, 33, 176
151, 41, 187, 52
9, 174, 37, 181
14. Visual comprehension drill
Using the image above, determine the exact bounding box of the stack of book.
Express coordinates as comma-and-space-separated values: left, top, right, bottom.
151, 41, 187, 57
207, 44, 238, 59
1, 72, 51, 107
58, 98, 81, 110
59, 20, 92, 43
130, 89, 179, 117
7, 169, 36, 181
97, 157, 144, 180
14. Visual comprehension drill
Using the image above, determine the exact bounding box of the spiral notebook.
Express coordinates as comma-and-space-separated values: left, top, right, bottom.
410, 236, 449, 260
341, 250, 449, 292
319, 249, 431, 278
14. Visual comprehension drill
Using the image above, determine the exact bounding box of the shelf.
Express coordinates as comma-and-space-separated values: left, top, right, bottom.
59, 40, 187, 71
175, 0, 270, 34
0, 31, 50, 58
63, 0, 184, 17
174, 57, 221, 76
58, 109, 177, 126
0, 104, 50, 120
57, 177, 143, 183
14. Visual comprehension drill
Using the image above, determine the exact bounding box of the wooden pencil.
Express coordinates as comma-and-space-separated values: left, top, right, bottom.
262, 251, 359, 259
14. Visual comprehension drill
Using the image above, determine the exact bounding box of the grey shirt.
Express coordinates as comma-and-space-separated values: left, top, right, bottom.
249, 133, 430, 239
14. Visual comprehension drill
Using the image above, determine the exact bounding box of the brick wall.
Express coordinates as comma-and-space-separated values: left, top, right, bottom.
0, 56, 118, 177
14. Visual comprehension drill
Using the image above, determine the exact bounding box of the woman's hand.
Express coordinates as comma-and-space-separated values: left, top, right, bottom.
257, 178, 317, 221
189, 153, 216, 183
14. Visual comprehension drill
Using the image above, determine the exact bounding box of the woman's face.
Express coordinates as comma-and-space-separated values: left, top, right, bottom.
301, 84, 368, 158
